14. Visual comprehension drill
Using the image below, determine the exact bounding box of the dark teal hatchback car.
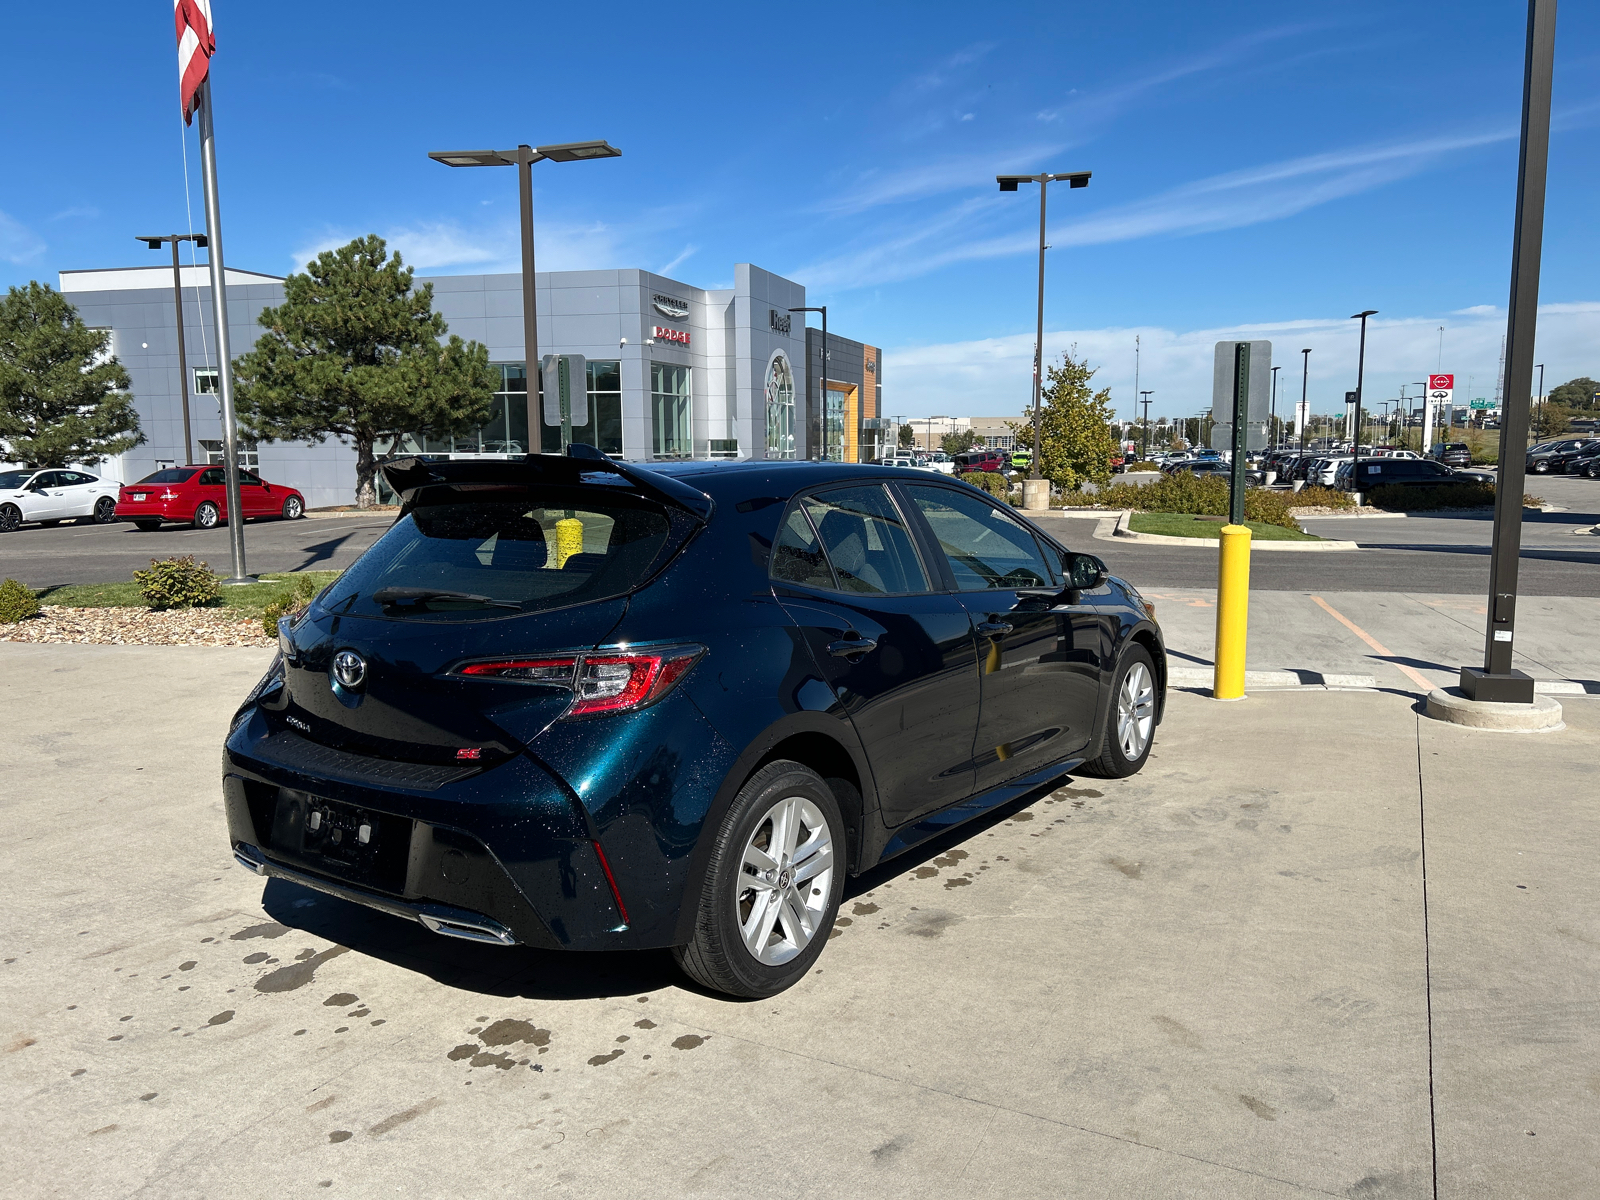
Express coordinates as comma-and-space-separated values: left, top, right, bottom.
224, 451, 1165, 997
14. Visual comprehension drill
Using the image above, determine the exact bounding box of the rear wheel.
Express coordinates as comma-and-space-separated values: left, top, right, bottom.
281, 495, 303, 520
1588, 462, 1600, 480
133, 519, 162, 531
93, 496, 117, 524
193, 501, 219, 529
0, 504, 20, 533
674, 761, 844, 998
1079, 645, 1158, 779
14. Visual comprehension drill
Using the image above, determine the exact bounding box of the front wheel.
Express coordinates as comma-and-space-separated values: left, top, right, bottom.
1079, 645, 1158, 779
1533, 461, 1548, 473
193, 501, 220, 529
0, 504, 20, 533
674, 761, 845, 999
281, 495, 303, 520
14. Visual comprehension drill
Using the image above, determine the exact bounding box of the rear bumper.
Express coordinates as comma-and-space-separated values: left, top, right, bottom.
223, 708, 633, 951
115, 499, 185, 521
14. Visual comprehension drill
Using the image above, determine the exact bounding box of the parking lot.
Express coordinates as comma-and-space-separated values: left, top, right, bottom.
4, 643, 1596, 1198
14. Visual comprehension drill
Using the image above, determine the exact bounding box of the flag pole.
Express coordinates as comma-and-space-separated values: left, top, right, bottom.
195, 74, 251, 584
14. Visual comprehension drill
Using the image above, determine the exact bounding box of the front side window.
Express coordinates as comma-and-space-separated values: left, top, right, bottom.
765, 353, 795, 460
903, 485, 1052, 591
794, 485, 928, 595
651, 362, 692, 459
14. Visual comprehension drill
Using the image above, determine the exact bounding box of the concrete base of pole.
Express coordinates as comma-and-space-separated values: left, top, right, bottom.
1021, 479, 1050, 511
1425, 687, 1564, 732
220, 577, 259, 587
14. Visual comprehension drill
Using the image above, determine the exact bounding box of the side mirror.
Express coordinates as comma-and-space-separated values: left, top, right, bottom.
1065, 552, 1107, 592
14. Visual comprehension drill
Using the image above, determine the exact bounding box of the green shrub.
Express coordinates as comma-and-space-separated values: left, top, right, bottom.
0, 578, 41, 624
133, 555, 221, 610
1124, 461, 1161, 472
260, 572, 320, 636
1368, 482, 1496, 511
1288, 485, 1356, 510
958, 471, 1013, 502
1090, 473, 1304, 530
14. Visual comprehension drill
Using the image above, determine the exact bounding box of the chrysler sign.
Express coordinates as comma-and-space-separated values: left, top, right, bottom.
652, 293, 689, 319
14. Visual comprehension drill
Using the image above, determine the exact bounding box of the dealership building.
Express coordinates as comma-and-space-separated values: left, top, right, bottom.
54, 262, 883, 507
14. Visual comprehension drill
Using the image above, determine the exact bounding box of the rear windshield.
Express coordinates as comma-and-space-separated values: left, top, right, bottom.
137, 468, 200, 484
323, 484, 676, 621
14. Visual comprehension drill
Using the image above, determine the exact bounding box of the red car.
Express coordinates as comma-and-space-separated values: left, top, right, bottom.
115, 465, 306, 530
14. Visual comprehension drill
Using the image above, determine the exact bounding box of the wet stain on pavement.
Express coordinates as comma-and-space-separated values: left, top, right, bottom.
469, 1051, 516, 1070
242, 952, 269, 964
671, 1034, 707, 1050
852, 902, 880, 916
588, 1049, 625, 1066
328, 1130, 352, 1143
903, 910, 962, 938
871, 1134, 908, 1164
230, 921, 291, 941
323, 993, 358, 1007
446, 1044, 477, 1061
943, 877, 971, 889
207, 1010, 235, 1026
369, 1097, 442, 1135
1151, 1015, 1203, 1049
254, 946, 349, 994
1107, 857, 1143, 879
911, 865, 939, 879
634, 1019, 656, 1030
1238, 1094, 1277, 1121
479, 1019, 551, 1048
306, 1095, 336, 1113
178, 961, 197, 972
931, 849, 969, 868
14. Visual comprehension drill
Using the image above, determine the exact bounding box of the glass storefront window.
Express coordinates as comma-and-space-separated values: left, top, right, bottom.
539, 360, 623, 455
651, 362, 692, 459
823, 386, 846, 463
765, 354, 795, 460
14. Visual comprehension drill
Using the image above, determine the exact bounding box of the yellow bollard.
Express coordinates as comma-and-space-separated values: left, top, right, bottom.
553, 518, 584, 568
1212, 523, 1252, 700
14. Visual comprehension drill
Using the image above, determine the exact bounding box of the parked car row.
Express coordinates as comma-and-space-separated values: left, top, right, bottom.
1527, 437, 1600, 475
0, 464, 307, 533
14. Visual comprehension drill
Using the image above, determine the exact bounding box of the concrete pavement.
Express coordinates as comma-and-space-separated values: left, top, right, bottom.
4, 643, 1597, 1198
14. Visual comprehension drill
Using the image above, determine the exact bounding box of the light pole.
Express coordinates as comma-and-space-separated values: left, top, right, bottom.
997, 170, 1091, 498
1533, 362, 1545, 439
1139, 390, 1154, 460
430, 140, 621, 451
1350, 311, 1377, 489
136, 233, 208, 467
1269, 365, 1280, 449
789, 306, 828, 460
1299, 348, 1311, 453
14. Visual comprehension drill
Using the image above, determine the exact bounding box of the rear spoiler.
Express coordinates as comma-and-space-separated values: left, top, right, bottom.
379, 446, 714, 522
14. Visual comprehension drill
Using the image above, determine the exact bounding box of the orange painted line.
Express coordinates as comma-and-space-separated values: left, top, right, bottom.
1309, 595, 1436, 693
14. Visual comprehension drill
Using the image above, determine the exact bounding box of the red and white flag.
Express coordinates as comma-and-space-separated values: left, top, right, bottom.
174, 1, 215, 125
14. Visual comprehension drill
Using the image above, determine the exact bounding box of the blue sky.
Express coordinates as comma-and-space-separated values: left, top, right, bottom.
2, 2, 1596, 420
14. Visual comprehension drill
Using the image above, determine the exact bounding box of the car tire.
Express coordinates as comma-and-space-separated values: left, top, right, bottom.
133, 519, 162, 531
282, 495, 303, 520
673, 760, 846, 999
92, 496, 117, 524
1533, 461, 1548, 473
193, 501, 220, 529
0, 504, 20, 533
1588, 463, 1600, 480
1078, 644, 1159, 779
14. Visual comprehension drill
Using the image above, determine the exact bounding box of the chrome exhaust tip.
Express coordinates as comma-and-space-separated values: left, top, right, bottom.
233, 843, 268, 876
418, 913, 517, 946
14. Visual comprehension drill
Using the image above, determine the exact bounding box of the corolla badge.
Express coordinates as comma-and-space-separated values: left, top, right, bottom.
332, 650, 367, 690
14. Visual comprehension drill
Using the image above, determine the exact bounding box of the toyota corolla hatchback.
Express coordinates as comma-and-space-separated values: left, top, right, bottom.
224, 451, 1165, 997
116, 465, 305, 529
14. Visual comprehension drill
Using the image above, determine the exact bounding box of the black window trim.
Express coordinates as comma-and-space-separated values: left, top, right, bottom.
768, 479, 939, 599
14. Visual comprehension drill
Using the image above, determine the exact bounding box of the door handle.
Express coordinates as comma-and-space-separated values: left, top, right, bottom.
826, 636, 878, 660
976, 620, 1013, 637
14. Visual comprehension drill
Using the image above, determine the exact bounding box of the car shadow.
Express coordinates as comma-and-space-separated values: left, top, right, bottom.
293, 531, 365, 571
258, 876, 682, 1001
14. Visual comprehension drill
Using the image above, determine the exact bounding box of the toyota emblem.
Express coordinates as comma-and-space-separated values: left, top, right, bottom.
332, 650, 367, 690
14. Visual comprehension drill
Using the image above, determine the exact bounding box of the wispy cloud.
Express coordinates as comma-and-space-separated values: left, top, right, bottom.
814, 143, 1065, 215
886, 305, 1600, 418
288, 216, 628, 277
50, 206, 100, 222
658, 244, 698, 277
796, 125, 1516, 290
0, 211, 45, 264
895, 42, 998, 101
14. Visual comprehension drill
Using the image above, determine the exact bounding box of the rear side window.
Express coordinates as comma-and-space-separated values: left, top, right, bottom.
327, 486, 675, 621
137, 468, 200, 484
771, 506, 835, 589
903, 485, 1052, 591
769, 484, 929, 595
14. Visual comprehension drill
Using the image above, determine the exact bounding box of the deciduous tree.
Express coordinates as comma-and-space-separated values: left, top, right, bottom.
0, 281, 143, 468
941, 428, 977, 455
233, 236, 497, 507
1011, 349, 1117, 490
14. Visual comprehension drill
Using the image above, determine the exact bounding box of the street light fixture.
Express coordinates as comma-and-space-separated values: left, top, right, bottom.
136, 233, 209, 467
997, 170, 1092, 497
789, 306, 828, 460
1350, 311, 1378, 490
429, 140, 621, 449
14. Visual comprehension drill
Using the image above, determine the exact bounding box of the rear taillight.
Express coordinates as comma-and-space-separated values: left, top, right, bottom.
453, 646, 703, 718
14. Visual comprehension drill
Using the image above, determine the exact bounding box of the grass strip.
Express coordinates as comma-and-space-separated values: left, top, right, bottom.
1127, 513, 1323, 541
34, 570, 343, 619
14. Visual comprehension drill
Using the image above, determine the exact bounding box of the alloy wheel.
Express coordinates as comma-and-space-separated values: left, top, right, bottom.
0, 505, 19, 533
94, 497, 116, 523
734, 794, 835, 966
284, 496, 303, 519
1117, 662, 1156, 761
195, 502, 218, 529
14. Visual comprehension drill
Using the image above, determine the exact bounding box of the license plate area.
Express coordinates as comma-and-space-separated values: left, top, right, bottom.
268, 788, 411, 892
131, 493, 147, 500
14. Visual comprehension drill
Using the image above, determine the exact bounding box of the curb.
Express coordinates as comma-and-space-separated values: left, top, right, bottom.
1425, 687, 1565, 732
304, 509, 401, 520
1168, 668, 1377, 690
1104, 510, 1361, 551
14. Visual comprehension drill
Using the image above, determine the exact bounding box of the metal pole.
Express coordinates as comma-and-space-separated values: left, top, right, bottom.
821, 307, 828, 461
517, 147, 540, 453
1031, 176, 1047, 480
1270, 365, 1280, 449
1534, 362, 1545, 439
1229, 343, 1250, 525
1465, 0, 1555, 703
1300, 348, 1310, 453
170, 238, 194, 466
1352, 313, 1374, 496
195, 77, 250, 584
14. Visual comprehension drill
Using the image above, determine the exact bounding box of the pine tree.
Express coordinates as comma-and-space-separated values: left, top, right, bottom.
1011, 349, 1117, 490
0, 281, 144, 468
233, 236, 497, 507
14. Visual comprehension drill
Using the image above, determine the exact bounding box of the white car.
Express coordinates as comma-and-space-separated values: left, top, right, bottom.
0, 468, 124, 532
1308, 457, 1350, 487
